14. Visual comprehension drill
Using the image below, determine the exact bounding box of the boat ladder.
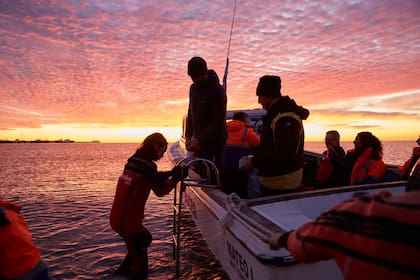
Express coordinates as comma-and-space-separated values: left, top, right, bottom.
172, 157, 221, 279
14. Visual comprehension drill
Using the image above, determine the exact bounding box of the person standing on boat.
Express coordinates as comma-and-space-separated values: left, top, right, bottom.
226, 111, 260, 148
185, 56, 228, 168
239, 75, 309, 195
314, 130, 346, 187
343, 131, 386, 185
0, 200, 50, 280
110, 133, 186, 279
269, 190, 420, 280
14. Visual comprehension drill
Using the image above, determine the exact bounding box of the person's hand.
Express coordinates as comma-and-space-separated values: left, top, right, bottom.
269, 232, 284, 250
187, 138, 201, 153
238, 156, 253, 171
269, 231, 292, 250
171, 165, 189, 184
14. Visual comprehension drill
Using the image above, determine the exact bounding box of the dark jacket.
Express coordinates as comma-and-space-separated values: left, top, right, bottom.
252, 96, 309, 178
185, 69, 227, 155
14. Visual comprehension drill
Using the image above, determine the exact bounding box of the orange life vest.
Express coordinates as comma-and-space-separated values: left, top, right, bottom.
350, 147, 386, 185
0, 201, 42, 279
398, 147, 420, 179
226, 120, 260, 147
315, 150, 334, 183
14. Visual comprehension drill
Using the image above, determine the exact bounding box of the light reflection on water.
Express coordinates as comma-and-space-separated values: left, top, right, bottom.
0, 143, 228, 280
0, 141, 414, 279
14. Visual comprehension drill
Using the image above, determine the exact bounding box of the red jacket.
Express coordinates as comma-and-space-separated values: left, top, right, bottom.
0, 201, 42, 279
226, 120, 259, 147
287, 191, 420, 280
110, 170, 174, 236
350, 147, 386, 185
398, 147, 420, 178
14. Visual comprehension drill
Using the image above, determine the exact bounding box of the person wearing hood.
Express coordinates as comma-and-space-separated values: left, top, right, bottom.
226, 111, 260, 148
185, 56, 227, 167
239, 75, 310, 195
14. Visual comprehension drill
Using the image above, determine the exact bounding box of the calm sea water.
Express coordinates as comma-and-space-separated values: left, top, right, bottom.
0, 141, 414, 279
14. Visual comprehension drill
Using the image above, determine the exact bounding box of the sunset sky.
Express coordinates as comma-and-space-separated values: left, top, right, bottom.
1, 0, 419, 143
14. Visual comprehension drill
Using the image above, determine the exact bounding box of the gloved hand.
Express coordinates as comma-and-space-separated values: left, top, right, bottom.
269, 231, 292, 250
171, 165, 188, 184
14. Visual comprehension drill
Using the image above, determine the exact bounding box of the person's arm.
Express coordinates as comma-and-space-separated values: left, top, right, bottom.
185, 87, 194, 139
246, 128, 260, 148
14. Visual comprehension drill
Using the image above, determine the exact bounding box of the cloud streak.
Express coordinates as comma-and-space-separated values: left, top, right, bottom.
0, 0, 419, 141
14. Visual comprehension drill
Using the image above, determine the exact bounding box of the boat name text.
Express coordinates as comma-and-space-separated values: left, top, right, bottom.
227, 239, 254, 280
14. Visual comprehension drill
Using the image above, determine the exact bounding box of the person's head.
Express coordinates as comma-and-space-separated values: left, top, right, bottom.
232, 111, 248, 123
353, 131, 382, 155
188, 56, 208, 84
416, 136, 420, 146
256, 75, 281, 110
325, 130, 340, 148
136, 132, 168, 161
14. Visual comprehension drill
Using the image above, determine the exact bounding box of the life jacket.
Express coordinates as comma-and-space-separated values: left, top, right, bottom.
350, 147, 386, 185
315, 150, 334, 183
0, 201, 44, 279
226, 120, 259, 147
397, 147, 420, 179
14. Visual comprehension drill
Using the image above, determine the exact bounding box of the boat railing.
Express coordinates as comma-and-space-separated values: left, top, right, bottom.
172, 157, 221, 279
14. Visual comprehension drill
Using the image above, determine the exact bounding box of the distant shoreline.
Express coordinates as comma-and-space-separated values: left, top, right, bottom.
0, 139, 100, 144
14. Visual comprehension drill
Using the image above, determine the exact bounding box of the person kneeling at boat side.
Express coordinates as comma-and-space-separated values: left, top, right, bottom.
314, 130, 345, 188
343, 131, 387, 186
239, 75, 310, 196
0, 200, 50, 280
220, 112, 260, 197
269, 190, 420, 280
109, 133, 187, 279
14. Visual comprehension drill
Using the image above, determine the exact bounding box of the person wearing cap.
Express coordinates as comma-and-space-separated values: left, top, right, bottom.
185, 56, 227, 168
239, 75, 309, 195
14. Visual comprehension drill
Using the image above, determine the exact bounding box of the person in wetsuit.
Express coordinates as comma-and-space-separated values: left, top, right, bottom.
110, 132, 186, 279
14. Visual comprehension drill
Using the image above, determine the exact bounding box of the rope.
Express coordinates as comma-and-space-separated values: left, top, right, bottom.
223, 0, 238, 93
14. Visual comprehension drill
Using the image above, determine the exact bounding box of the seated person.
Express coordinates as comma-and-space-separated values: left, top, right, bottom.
397, 136, 420, 179
220, 112, 260, 197
314, 130, 345, 187
226, 111, 260, 147
343, 131, 386, 185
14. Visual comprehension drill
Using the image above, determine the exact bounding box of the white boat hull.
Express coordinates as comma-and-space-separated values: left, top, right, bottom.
168, 109, 408, 280
180, 180, 405, 280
